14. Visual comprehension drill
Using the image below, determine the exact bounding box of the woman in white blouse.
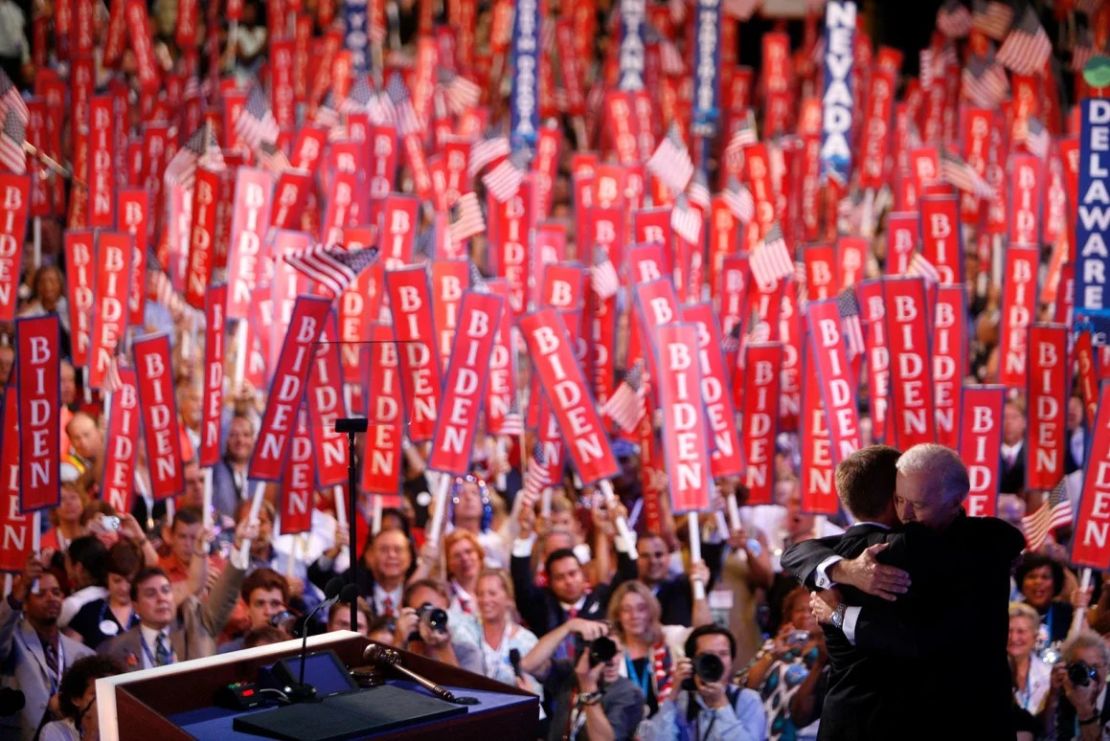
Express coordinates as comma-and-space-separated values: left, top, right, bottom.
475, 568, 539, 690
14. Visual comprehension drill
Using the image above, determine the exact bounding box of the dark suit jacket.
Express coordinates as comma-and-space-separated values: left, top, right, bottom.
999, 444, 1026, 495
511, 551, 636, 636
782, 514, 1025, 741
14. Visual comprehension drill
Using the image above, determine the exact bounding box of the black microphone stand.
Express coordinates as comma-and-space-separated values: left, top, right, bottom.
335, 417, 368, 633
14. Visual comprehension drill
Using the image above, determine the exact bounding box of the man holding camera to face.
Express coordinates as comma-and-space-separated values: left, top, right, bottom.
393, 578, 483, 675
1043, 631, 1110, 740
638, 625, 765, 741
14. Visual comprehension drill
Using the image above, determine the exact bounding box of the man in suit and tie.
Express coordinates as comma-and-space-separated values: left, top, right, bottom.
783, 444, 1025, 740
0, 557, 95, 741
100, 523, 249, 670
999, 397, 1028, 495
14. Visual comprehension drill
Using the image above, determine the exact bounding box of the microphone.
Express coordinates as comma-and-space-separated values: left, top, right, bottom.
363, 643, 480, 705
509, 649, 523, 680
290, 577, 345, 701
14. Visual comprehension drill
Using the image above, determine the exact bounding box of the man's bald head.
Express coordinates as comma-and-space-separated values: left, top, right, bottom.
66, 412, 104, 461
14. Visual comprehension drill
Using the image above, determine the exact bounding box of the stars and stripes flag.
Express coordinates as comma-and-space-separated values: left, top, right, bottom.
522, 442, 553, 499
234, 85, 280, 152
314, 93, 342, 130
723, 114, 758, 162
1022, 478, 1075, 551
449, 192, 485, 243
0, 111, 26, 175
996, 6, 1052, 76
257, 140, 292, 174
499, 397, 524, 436
469, 261, 489, 293
0, 69, 27, 127
482, 148, 529, 202
749, 224, 794, 285
749, 320, 771, 343
340, 75, 374, 114
386, 73, 421, 136
602, 363, 647, 433
671, 194, 703, 244
971, 0, 1015, 40
647, 124, 695, 195
940, 150, 996, 199
936, 0, 973, 38
469, 136, 512, 177
687, 172, 711, 211
723, 179, 755, 223
1022, 117, 1050, 160
907, 252, 941, 286
837, 289, 866, 360
151, 266, 194, 321
590, 248, 621, 300
439, 70, 482, 115
163, 124, 225, 189
101, 354, 125, 394
1073, 31, 1096, 73
962, 55, 1010, 109
284, 245, 381, 299
722, 322, 742, 355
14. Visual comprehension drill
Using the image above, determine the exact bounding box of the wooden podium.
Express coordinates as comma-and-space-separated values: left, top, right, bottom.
95, 631, 538, 740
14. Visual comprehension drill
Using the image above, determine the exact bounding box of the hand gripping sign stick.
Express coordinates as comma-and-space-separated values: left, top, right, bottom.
238, 481, 267, 563
597, 479, 638, 561
687, 512, 705, 601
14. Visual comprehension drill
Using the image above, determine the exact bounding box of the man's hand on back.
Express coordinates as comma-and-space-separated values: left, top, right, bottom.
828, 543, 910, 601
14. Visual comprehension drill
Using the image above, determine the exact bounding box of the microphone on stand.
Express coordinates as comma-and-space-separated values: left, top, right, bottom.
288, 577, 347, 701
363, 643, 480, 705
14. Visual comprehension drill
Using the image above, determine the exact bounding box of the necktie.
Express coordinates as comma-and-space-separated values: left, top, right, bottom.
41, 637, 58, 677
155, 632, 173, 666
382, 596, 394, 617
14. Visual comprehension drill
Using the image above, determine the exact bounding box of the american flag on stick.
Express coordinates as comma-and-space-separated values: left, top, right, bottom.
449, 192, 485, 243
234, 85, 280, 152
0, 111, 26, 175
284, 245, 380, 299
971, 0, 1015, 40
996, 5, 1052, 76
482, 149, 529, 202
0, 69, 27, 127
749, 224, 794, 286
723, 115, 758, 162
340, 76, 374, 114
469, 136, 512, 177
940, 150, 995, 199
936, 0, 973, 38
670, 194, 703, 244
590, 248, 621, 300
1022, 478, 1075, 551
522, 442, 553, 500
257, 140, 292, 174
647, 124, 694, 195
1022, 117, 1050, 160
962, 55, 1010, 109
837, 289, 866, 360
163, 124, 225, 190
907, 252, 941, 286
1072, 28, 1095, 73
439, 70, 482, 115
386, 73, 421, 137
499, 396, 524, 437
723, 178, 755, 223
686, 172, 711, 211
602, 363, 647, 433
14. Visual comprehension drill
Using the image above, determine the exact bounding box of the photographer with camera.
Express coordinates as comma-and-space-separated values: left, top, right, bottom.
638, 624, 766, 741
521, 618, 643, 740
1044, 631, 1110, 740
393, 578, 483, 675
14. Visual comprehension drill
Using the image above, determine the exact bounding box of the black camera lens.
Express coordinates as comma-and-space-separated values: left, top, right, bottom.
418, 603, 449, 632
1068, 661, 1100, 688
588, 636, 618, 667
693, 653, 725, 683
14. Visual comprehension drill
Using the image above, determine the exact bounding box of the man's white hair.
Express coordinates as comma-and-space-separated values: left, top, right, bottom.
895, 443, 969, 505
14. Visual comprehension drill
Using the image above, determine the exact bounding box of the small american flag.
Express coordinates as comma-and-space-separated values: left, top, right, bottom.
449, 192, 485, 243
671, 194, 703, 244
590, 248, 621, 300
314, 94, 343, 133
469, 136, 512, 177
1022, 117, 1050, 160
971, 0, 1015, 40
163, 124, 224, 190
0, 111, 26, 175
723, 179, 755, 223
234, 85, 280, 151
469, 261, 489, 293
101, 354, 124, 394
723, 115, 757, 162
257, 139, 292, 174
0, 69, 27, 127
1022, 478, 1075, 551
602, 363, 646, 433
499, 397, 524, 436
836, 289, 866, 360
996, 6, 1051, 76
749, 224, 794, 286
907, 252, 941, 286
340, 76, 374, 114
151, 268, 191, 321
686, 172, 711, 211
962, 55, 1010, 109
936, 0, 972, 38
386, 73, 421, 137
647, 124, 694, 195
440, 70, 482, 115
722, 322, 742, 355
482, 148, 528, 202
1072, 27, 1096, 73
522, 442, 553, 499
940, 150, 996, 199
284, 245, 380, 298
749, 320, 771, 344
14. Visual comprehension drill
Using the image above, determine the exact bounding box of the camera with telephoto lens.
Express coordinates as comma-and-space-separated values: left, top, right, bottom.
587, 636, 618, 668
681, 653, 726, 691
1069, 661, 1101, 688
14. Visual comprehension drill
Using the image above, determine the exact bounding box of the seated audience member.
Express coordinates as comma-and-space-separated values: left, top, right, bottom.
1016, 552, 1080, 645
1044, 631, 1110, 739
522, 618, 643, 741
68, 541, 143, 649
58, 536, 109, 629
219, 568, 291, 653
311, 528, 414, 618
393, 579, 481, 674
100, 520, 253, 670
475, 568, 538, 687
638, 625, 767, 741
38, 655, 122, 741
0, 557, 95, 741
1009, 602, 1052, 724
744, 587, 827, 740
607, 575, 711, 718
